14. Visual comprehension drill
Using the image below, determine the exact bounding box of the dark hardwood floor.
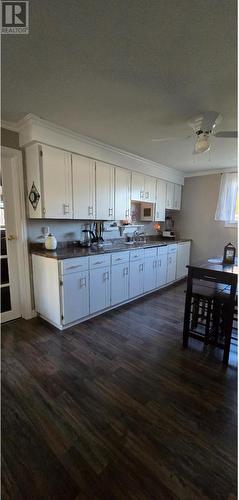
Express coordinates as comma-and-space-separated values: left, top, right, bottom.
2, 282, 237, 500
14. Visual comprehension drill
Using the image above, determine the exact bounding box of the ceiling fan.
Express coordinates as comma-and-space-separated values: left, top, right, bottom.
152, 111, 237, 154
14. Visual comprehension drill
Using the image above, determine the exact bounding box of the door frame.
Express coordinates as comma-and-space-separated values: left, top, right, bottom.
2, 146, 33, 320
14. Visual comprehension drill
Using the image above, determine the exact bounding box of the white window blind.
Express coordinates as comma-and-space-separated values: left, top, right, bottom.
215, 173, 238, 223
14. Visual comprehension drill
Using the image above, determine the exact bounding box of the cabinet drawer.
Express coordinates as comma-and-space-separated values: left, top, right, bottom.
144, 247, 158, 259
111, 251, 130, 266
130, 249, 145, 261
158, 245, 168, 255
59, 257, 89, 275
90, 253, 111, 269
167, 244, 177, 253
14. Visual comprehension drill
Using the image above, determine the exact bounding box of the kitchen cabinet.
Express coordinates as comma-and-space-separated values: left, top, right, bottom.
131, 172, 145, 201
111, 263, 129, 305
26, 144, 72, 218
90, 266, 111, 313
155, 179, 167, 221
166, 182, 182, 211
131, 172, 156, 202
144, 258, 158, 292
173, 184, 182, 210
176, 241, 191, 279
115, 167, 131, 220
166, 244, 177, 283
129, 260, 144, 298
166, 182, 175, 210
61, 271, 89, 324
157, 247, 168, 287
144, 175, 156, 202
96, 161, 115, 220
72, 154, 95, 219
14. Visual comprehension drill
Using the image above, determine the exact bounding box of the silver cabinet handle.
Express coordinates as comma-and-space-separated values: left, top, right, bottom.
139, 263, 144, 272
108, 208, 113, 216
63, 203, 70, 214
153, 260, 157, 269
67, 264, 83, 270
123, 267, 129, 276
94, 261, 104, 265
145, 191, 149, 199
125, 208, 130, 217
88, 206, 93, 216
80, 277, 87, 287
115, 257, 122, 261
103, 271, 110, 281
140, 190, 144, 200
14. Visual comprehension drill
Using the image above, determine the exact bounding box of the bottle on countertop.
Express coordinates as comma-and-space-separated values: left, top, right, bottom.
45, 233, 57, 250
222, 242, 236, 265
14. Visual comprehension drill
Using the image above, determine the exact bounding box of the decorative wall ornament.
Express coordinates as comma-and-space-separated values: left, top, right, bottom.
29, 182, 40, 210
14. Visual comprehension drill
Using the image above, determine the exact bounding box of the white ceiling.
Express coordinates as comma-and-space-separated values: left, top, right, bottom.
2, 0, 237, 173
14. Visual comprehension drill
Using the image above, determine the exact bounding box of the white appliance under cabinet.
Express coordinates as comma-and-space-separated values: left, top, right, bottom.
31, 241, 190, 330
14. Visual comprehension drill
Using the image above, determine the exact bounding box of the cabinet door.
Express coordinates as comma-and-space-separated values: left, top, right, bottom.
90, 267, 110, 314
62, 271, 89, 324
144, 176, 156, 203
131, 172, 145, 201
176, 242, 190, 279
96, 161, 114, 220
111, 263, 129, 306
144, 258, 157, 292
166, 251, 177, 283
41, 145, 72, 218
115, 167, 131, 220
72, 154, 95, 219
155, 179, 166, 221
173, 184, 182, 210
129, 260, 144, 298
157, 253, 168, 287
165, 182, 175, 210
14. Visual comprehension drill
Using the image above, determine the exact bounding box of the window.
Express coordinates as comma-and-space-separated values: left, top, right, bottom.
215, 173, 238, 225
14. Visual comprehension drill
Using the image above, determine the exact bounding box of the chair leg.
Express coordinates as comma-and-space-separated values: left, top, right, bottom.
204, 299, 212, 345
191, 296, 199, 330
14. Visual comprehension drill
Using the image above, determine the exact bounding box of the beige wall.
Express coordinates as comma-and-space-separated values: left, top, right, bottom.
174, 174, 237, 263
1, 127, 19, 149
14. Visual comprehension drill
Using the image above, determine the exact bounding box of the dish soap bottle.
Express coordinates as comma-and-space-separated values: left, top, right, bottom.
45, 233, 57, 250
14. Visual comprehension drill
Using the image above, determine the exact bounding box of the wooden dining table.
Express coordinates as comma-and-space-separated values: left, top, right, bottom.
183, 260, 238, 364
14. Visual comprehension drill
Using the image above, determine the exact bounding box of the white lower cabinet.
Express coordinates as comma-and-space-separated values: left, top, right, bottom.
90, 267, 111, 314
176, 242, 191, 279
157, 252, 168, 287
166, 245, 177, 283
62, 271, 89, 325
144, 258, 158, 292
129, 260, 144, 298
111, 263, 129, 306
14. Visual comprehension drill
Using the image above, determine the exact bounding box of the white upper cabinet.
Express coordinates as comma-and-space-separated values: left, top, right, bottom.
96, 161, 115, 220
131, 172, 156, 202
155, 179, 167, 221
144, 175, 156, 202
115, 167, 131, 220
72, 154, 96, 219
26, 143, 72, 218
173, 184, 182, 210
166, 182, 175, 210
166, 182, 182, 211
41, 145, 72, 219
131, 172, 145, 201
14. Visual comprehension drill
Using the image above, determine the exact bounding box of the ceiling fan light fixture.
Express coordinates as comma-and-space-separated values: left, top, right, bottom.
194, 132, 211, 154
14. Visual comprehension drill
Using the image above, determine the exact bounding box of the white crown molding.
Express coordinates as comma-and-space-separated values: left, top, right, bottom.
1, 120, 19, 132
184, 167, 237, 178
17, 114, 185, 185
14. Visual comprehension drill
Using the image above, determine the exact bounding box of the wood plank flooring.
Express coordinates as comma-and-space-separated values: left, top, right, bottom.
2, 282, 237, 499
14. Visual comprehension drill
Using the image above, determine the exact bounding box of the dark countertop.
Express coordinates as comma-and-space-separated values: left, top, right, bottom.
30, 239, 191, 260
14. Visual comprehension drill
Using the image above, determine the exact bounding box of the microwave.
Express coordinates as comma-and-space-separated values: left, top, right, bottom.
140, 203, 154, 221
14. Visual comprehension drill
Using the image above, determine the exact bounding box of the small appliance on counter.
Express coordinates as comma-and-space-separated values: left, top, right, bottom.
163, 216, 176, 239
81, 229, 97, 247
45, 233, 57, 250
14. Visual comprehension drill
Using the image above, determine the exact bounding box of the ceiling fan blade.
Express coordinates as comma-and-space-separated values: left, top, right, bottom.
152, 135, 192, 142
214, 131, 237, 139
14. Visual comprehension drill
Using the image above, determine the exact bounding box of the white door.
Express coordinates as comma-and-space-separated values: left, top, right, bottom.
176, 242, 190, 279
166, 250, 177, 283
131, 172, 145, 201
111, 263, 129, 305
96, 161, 115, 220
62, 271, 89, 324
157, 253, 168, 287
166, 182, 174, 210
1, 157, 21, 322
41, 145, 72, 218
115, 167, 131, 220
129, 260, 144, 298
72, 154, 95, 219
90, 267, 110, 313
155, 179, 166, 221
144, 176, 156, 203
173, 184, 182, 210
144, 258, 157, 292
